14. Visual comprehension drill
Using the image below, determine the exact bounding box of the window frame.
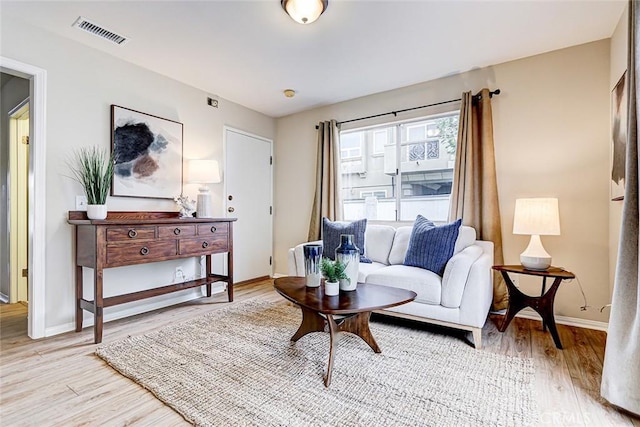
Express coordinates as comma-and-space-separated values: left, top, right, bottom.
372, 129, 387, 155
339, 132, 364, 160
339, 110, 459, 221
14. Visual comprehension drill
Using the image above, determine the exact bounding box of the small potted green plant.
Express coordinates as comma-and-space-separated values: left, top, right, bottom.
68, 147, 114, 220
320, 257, 348, 296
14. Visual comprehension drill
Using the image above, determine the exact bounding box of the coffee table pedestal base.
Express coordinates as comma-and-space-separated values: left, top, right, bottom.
291, 307, 381, 387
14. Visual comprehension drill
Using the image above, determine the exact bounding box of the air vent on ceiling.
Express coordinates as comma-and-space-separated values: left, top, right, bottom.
72, 16, 129, 46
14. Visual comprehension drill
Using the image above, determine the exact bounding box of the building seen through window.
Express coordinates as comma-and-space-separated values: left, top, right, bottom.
339, 112, 459, 221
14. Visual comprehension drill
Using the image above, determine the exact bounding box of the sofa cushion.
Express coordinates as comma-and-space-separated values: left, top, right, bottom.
388, 226, 413, 265
364, 225, 396, 265
365, 265, 441, 305
322, 218, 367, 261
454, 226, 477, 255
358, 261, 387, 283
404, 217, 462, 276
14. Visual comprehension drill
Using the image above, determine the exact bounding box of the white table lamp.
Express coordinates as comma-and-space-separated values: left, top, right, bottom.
513, 198, 560, 271
187, 159, 221, 218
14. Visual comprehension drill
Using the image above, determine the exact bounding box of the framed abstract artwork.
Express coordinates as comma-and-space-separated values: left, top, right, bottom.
611, 72, 627, 201
111, 105, 183, 199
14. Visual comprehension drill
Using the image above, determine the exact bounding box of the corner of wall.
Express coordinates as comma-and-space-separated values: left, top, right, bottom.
608, 3, 629, 302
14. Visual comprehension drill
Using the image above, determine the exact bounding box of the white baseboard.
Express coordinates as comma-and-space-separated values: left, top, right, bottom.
515, 308, 608, 332
0, 292, 9, 303
272, 273, 286, 278
44, 284, 227, 337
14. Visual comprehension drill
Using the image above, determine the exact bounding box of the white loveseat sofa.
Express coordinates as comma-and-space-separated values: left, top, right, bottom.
287, 224, 494, 348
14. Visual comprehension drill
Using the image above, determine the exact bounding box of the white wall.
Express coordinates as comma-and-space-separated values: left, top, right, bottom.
0, 74, 30, 300
609, 4, 628, 300
275, 40, 611, 323
0, 19, 275, 334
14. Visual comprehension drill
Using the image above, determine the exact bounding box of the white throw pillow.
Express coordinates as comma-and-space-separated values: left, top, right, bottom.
364, 225, 396, 265
453, 226, 477, 255
388, 226, 413, 265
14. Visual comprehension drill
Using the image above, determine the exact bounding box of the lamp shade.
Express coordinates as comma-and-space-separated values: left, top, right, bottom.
513, 198, 560, 236
187, 159, 221, 184
281, 0, 328, 24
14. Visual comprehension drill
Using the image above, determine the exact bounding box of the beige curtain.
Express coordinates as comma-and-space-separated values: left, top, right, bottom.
449, 89, 507, 311
601, 0, 640, 416
308, 120, 342, 241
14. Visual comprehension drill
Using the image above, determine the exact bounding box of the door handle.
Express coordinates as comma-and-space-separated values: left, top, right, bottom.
228, 207, 235, 213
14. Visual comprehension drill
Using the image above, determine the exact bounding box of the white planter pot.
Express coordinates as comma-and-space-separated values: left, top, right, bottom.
87, 204, 107, 220
324, 281, 339, 296
339, 278, 357, 291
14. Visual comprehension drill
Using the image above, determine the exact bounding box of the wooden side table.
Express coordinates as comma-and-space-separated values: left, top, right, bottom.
492, 265, 575, 349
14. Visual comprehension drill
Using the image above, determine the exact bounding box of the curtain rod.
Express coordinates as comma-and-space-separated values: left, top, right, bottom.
315, 89, 500, 129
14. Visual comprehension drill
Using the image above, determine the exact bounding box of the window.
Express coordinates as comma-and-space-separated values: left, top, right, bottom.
360, 190, 387, 199
340, 132, 363, 159
372, 130, 387, 155
339, 112, 459, 222
406, 124, 426, 141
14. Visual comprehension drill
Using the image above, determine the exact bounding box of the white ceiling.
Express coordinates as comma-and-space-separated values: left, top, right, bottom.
0, 0, 626, 118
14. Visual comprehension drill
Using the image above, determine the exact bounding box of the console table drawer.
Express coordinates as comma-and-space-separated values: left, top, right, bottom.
106, 241, 178, 265
107, 226, 156, 242
180, 237, 229, 256
198, 222, 229, 237
158, 224, 196, 238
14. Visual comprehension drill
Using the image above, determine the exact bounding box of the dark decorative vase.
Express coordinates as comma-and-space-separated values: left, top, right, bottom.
335, 234, 359, 291
303, 244, 323, 287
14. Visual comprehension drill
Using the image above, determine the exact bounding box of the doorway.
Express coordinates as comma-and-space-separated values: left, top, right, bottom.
9, 99, 29, 303
0, 57, 47, 339
224, 128, 273, 283
1, 71, 29, 304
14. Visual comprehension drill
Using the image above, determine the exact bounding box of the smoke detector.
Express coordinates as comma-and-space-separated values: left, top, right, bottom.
72, 16, 129, 46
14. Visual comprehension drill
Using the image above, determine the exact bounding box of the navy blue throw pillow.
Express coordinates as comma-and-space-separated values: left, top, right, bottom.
322, 218, 370, 262
403, 216, 462, 276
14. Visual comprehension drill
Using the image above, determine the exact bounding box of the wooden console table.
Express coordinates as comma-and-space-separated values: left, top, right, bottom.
68, 211, 236, 344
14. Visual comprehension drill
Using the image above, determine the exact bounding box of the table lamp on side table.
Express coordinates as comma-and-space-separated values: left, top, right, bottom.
513, 197, 560, 271
188, 159, 221, 218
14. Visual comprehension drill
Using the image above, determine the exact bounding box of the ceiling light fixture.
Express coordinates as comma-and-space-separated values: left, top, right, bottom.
284, 89, 296, 98
281, 0, 328, 25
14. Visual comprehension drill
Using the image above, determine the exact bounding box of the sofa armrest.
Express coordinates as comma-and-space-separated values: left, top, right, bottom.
288, 240, 323, 277
441, 245, 483, 308
458, 241, 494, 328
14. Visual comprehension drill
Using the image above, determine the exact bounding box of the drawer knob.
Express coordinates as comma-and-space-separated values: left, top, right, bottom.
210, 226, 217, 233
202, 242, 209, 249
128, 229, 138, 238
174, 228, 181, 235
140, 247, 149, 256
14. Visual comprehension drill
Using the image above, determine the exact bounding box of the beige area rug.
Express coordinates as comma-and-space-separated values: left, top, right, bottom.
96, 301, 538, 426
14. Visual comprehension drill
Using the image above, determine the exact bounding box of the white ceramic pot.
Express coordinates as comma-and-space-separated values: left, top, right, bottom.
339, 277, 357, 291
324, 281, 339, 296
87, 204, 107, 220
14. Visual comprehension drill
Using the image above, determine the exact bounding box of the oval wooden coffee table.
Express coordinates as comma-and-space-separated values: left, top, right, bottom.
274, 276, 416, 387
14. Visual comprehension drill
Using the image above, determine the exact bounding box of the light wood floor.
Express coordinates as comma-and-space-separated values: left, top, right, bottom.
1, 279, 638, 426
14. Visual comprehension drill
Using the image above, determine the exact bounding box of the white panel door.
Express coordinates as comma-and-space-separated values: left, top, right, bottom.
224, 128, 272, 283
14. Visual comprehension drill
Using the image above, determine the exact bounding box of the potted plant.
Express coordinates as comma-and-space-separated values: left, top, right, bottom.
320, 257, 348, 296
68, 147, 114, 220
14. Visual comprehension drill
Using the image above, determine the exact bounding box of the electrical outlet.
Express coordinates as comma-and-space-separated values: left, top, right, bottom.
76, 195, 88, 210
174, 267, 185, 282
